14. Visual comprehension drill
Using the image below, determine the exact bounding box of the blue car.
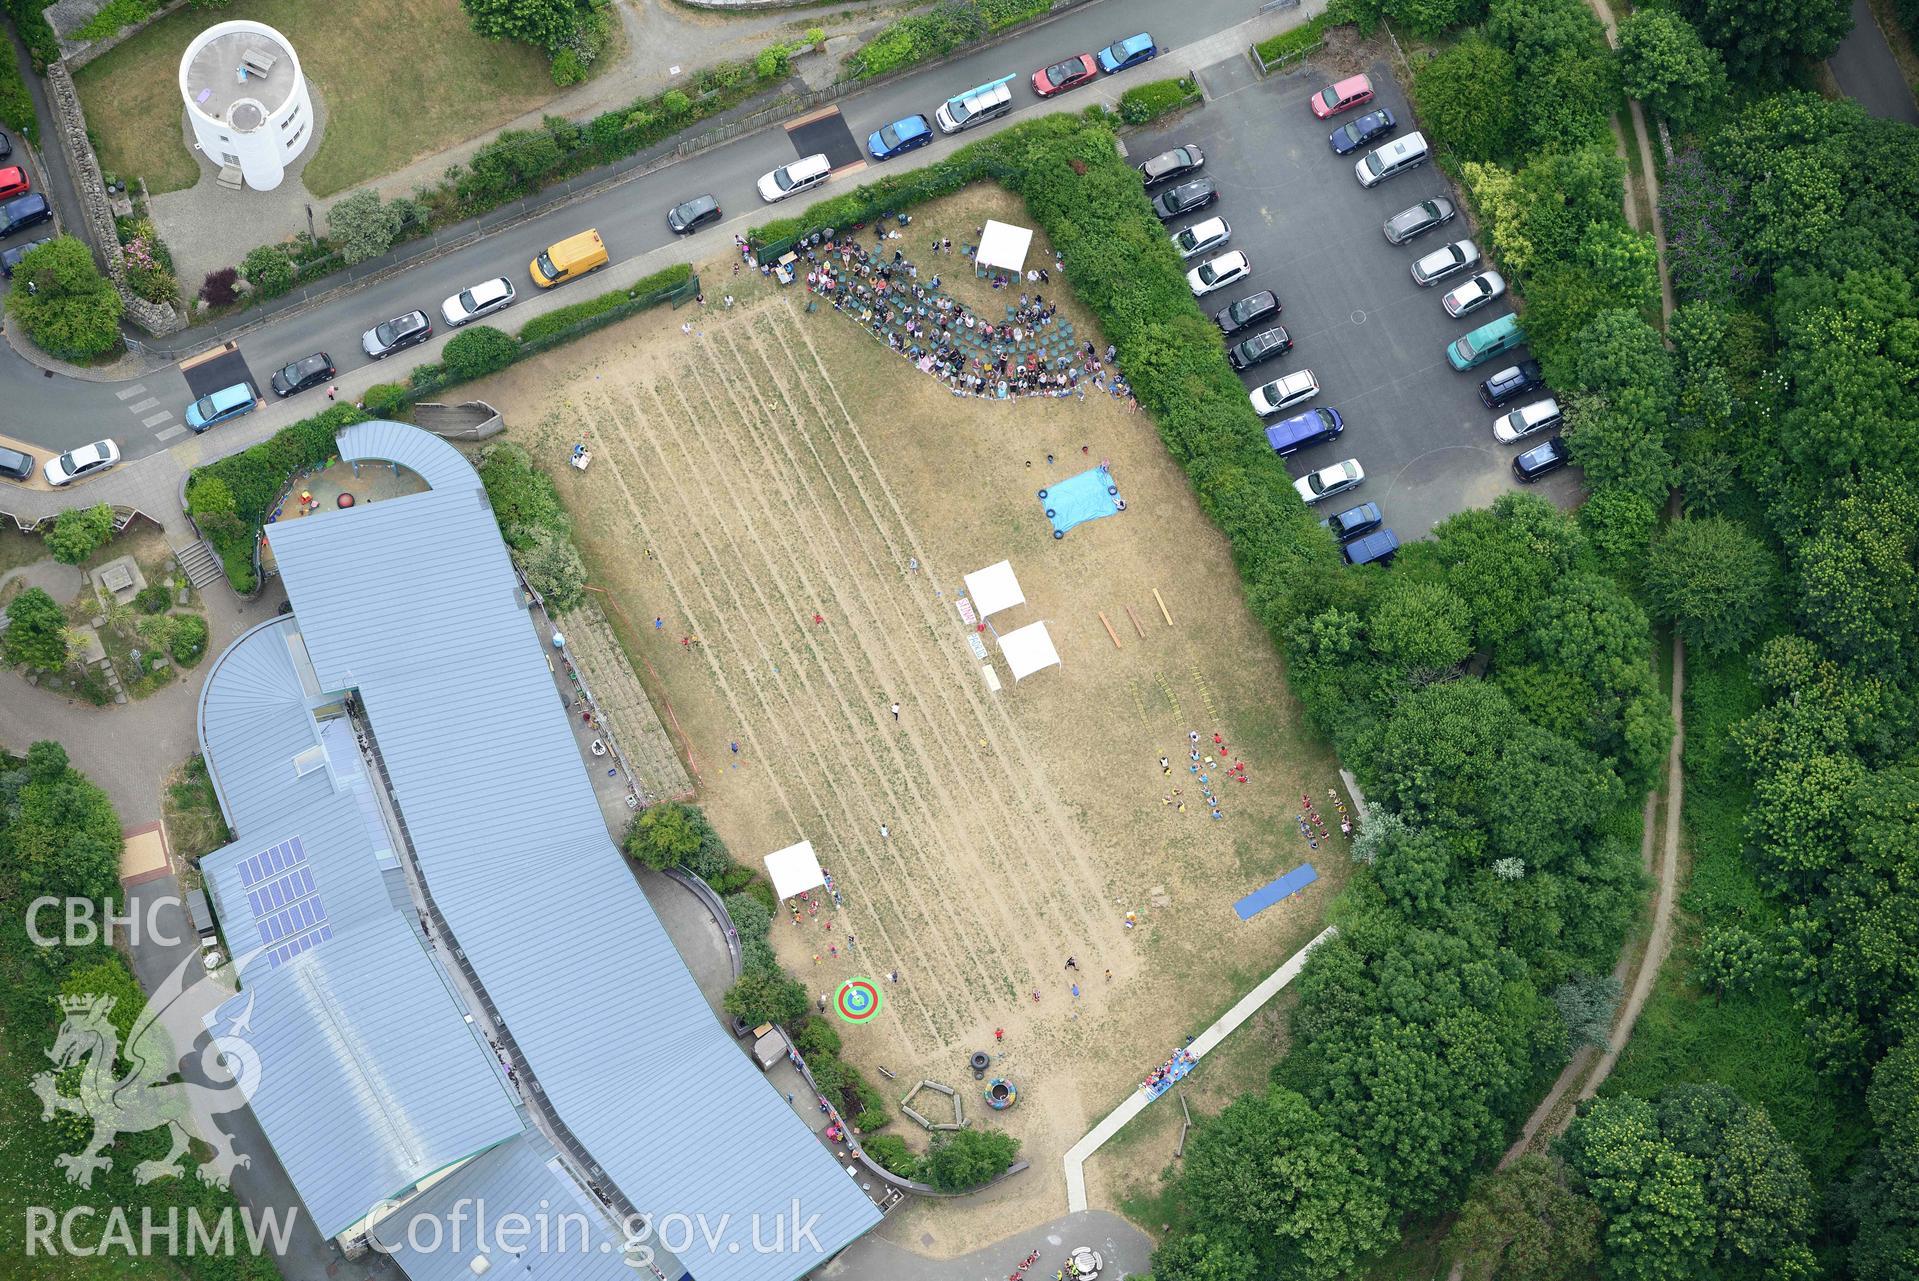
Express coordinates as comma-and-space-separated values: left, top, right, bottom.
867, 114, 934, 161
185, 381, 257, 433
1330, 108, 1396, 155
1097, 32, 1158, 73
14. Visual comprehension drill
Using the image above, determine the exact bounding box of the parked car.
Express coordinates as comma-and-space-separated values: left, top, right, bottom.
0, 130, 13, 161
1097, 32, 1158, 73
0, 444, 33, 481
1320, 500, 1383, 542
757, 153, 832, 202
441, 276, 517, 327
0, 193, 52, 238
1492, 397, 1564, 443
1033, 53, 1099, 96
1215, 290, 1280, 335
185, 382, 257, 433
1309, 74, 1375, 119
667, 194, 722, 234
1186, 250, 1250, 297
1294, 458, 1365, 505
1228, 325, 1292, 371
0, 235, 51, 276
1343, 528, 1400, 565
1441, 270, 1507, 318
1512, 436, 1571, 482
1138, 145, 1205, 185
362, 309, 432, 359
44, 439, 119, 487
1383, 197, 1456, 245
1250, 369, 1320, 417
270, 352, 336, 398
1330, 109, 1396, 155
1172, 216, 1231, 260
1152, 178, 1218, 221
0, 166, 29, 200
936, 80, 1014, 133
868, 113, 934, 160
1477, 360, 1545, 408
1411, 238, 1481, 287
1355, 132, 1429, 186
1266, 406, 1343, 456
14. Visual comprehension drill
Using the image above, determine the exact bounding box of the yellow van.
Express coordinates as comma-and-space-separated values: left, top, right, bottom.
530, 229, 608, 288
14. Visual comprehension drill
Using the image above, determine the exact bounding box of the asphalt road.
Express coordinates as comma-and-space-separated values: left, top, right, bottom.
1829, 0, 1919, 125
0, 0, 1287, 464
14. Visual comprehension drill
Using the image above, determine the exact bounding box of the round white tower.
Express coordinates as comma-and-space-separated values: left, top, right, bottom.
178, 21, 312, 192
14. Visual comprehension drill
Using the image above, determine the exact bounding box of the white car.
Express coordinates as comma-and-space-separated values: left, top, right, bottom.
1293, 457, 1365, 505
1411, 238, 1480, 287
1172, 216, 1231, 261
1442, 270, 1507, 319
441, 276, 517, 327
1492, 397, 1564, 443
1186, 250, 1250, 297
44, 438, 120, 487
757, 153, 832, 203
1250, 369, 1320, 416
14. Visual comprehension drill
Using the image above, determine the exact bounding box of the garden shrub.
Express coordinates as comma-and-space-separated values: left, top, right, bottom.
118, 219, 178, 304
477, 442, 570, 550
0, 16, 37, 143
135, 584, 171, 614
327, 189, 404, 265
921, 1128, 1020, 1191
166, 614, 209, 666
442, 325, 519, 380
8, 238, 124, 360
794, 1015, 842, 1059
199, 267, 240, 307
2, 587, 70, 669
862, 1134, 919, 1179
516, 263, 692, 346
1118, 77, 1200, 126
44, 503, 116, 566
363, 383, 410, 417
550, 48, 587, 85
848, 1, 990, 77
722, 892, 772, 941
723, 968, 809, 1027
74, 0, 155, 40
240, 245, 297, 299
1253, 14, 1332, 65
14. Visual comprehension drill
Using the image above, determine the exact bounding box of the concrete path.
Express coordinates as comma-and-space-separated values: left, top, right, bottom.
821, 1208, 1152, 1281
1063, 925, 1337, 1214
1829, 0, 1919, 123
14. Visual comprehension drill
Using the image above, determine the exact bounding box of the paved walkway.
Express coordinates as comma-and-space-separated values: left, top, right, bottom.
823, 1209, 1152, 1281
1829, 0, 1919, 123
1063, 925, 1338, 1213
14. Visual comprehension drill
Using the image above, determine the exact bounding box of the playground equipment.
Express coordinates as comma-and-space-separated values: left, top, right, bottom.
985, 1077, 1018, 1110
900, 1079, 965, 1131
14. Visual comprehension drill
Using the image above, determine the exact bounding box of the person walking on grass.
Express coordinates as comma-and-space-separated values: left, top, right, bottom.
890, 701, 901, 721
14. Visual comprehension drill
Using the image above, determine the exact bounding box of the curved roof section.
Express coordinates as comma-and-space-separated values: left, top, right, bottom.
336, 420, 481, 497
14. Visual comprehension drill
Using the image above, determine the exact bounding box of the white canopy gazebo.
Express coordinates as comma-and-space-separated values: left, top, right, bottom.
962, 560, 1026, 619
763, 839, 826, 900
976, 219, 1032, 276
998, 621, 1061, 681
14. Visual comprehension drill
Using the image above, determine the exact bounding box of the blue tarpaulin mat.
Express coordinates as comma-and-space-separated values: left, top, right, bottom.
1039, 466, 1122, 538
1234, 863, 1319, 921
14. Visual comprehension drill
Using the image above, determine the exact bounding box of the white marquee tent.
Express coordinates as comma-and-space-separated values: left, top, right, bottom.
999, 621, 1061, 682
962, 560, 1026, 619
763, 839, 825, 900
976, 219, 1033, 276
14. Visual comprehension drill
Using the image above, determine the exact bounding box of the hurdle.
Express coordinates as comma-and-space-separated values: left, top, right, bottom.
1153, 588, 1173, 626
1098, 611, 1122, 649
1125, 604, 1147, 638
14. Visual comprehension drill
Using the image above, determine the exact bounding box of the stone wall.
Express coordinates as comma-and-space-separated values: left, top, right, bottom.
56, 0, 194, 67
44, 61, 186, 336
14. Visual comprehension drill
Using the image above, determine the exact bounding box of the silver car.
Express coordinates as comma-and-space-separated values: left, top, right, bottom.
1411, 239, 1480, 287
1442, 270, 1507, 318
441, 276, 517, 327
1383, 197, 1456, 245
1171, 216, 1231, 261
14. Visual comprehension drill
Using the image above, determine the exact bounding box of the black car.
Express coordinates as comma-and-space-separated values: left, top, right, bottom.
361, 310, 432, 359
1228, 326, 1293, 371
0, 130, 13, 161
1138, 145, 1204, 186
667, 194, 722, 234
0, 193, 52, 238
1330, 108, 1396, 155
270, 352, 337, 397
1512, 435, 1571, 482
1319, 501, 1383, 542
1478, 360, 1546, 408
1214, 290, 1280, 336
0, 444, 32, 480
1382, 197, 1456, 245
1152, 178, 1218, 222
0, 234, 51, 276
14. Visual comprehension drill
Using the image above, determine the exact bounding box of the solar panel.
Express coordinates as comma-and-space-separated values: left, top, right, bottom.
238, 835, 332, 967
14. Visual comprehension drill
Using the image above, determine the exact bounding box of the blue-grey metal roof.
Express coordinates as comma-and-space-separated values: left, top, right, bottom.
369, 1131, 666, 1281
336, 419, 482, 496
207, 913, 523, 1238
265, 425, 880, 1281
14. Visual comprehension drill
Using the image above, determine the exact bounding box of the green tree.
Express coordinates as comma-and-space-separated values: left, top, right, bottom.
6, 236, 124, 360
1412, 36, 1524, 162
1435, 493, 1587, 647
6, 741, 124, 905
43, 502, 116, 565
1616, 9, 1729, 130
1677, 0, 1848, 86
442, 325, 519, 380
1855, 1043, 1919, 1280
327, 189, 403, 265
1559, 1095, 1715, 1281
512, 527, 587, 610
1, 586, 71, 669
722, 967, 808, 1027
1789, 478, 1919, 674
1367, 579, 1475, 673
1448, 1154, 1603, 1281
1145, 1229, 1261, 1281
1550, 973, 1621, 1050
240, 244, 296, 298
460, 0, 595, 53
1692, 925, 1768, 1002
1654, 1085, 1817, 1277
1644, 517, 1777, 655
921, 1127, 1019, 1191
623, 802, 705, 869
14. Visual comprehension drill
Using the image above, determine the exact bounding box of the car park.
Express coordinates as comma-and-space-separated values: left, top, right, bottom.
1152, 179, 1218, 221
1411, 238, 1480, 287
1228, 325, 1292, 371
1309, 74, 1375, 119
1441, 271, 1507, 319
1330, 109, 1396, 155
1250, 369, 1320, 417
0, 235, 51, 276
758, 153, 832, 202
1294, 458, 1365, 505
362, 309, 432, 359
1383, 197, 1456, 245
667, 194, 722, 234
1343, 527, 1400, 565
1479, 360, 1546, 407
1172, 216, 1231, 260
1492, 397, 1563, 443
1097, 32, 1158, 73
1265, 406, 1343, 456
1355, 131, 1429, 186
0, 166, 28, 200
1512, 436, 1571, 482
1320, 500, 1383, 541
936, 80, 1014, 133
868, 114, 934, 160
441, 276, 517, 327
1033, 53, 1099, 96
1186, 250, 1249, 297
0, 444, 33, 480
44, 439, 119, 487
185, 382, 257, 433
270, 352, 336, 398
1138, 145, 1204, 185
0, 193, 52, 238
1214, 290, 1278, 335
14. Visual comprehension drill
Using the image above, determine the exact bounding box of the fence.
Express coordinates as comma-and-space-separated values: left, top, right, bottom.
1251, 37, 1326, 75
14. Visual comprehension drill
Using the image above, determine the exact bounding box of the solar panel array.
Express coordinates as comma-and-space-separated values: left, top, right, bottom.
238, 836, 333, 967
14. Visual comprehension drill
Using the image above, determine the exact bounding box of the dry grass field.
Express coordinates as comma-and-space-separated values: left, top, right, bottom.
467, 189, 1351, 1243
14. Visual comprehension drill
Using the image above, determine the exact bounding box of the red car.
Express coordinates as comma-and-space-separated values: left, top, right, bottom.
1032, 53, 1098, 97
1309, 74, 1375, 119
0, 166, 30, 200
